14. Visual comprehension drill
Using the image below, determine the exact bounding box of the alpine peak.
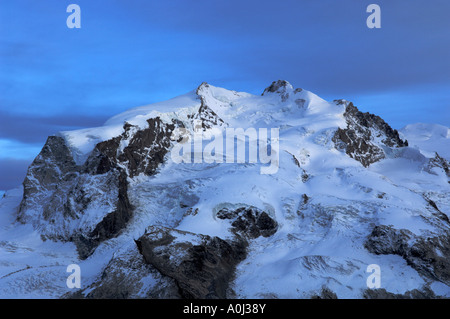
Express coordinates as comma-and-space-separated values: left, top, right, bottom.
0, 80, 449, 300
262, 80, 293, 95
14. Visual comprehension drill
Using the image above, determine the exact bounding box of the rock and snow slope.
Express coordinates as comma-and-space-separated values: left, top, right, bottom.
400, 123, 450, 160
0, 80, 449, 299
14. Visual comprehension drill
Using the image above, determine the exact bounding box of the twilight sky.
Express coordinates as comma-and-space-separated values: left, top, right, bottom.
0, 0, 449, 190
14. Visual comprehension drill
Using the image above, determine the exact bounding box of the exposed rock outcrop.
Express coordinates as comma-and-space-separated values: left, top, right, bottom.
17, 117, 179, 259
363, 287, 440, 299
134, 206, 278, 299
427, 152, 450, 178
262, 80, 293, 95
73, 169, 132, 259
90, 117, 176, 177
136, 226, 247, 299
261, 80, 303, 102
310, 287, 338, 299
194, 83, 226, 130
332, 101, 408, 167
18, 136, 80, 223
365, 225, 450, 285
216, 206, 278, 239
65, 245, 181, 299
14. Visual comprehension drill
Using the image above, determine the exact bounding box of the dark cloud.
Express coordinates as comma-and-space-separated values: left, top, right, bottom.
2, 0, 449, 110
0, 111, 106, 144
0, 158, 30, 190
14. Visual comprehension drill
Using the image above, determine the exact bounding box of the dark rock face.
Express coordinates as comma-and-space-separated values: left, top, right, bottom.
87, 138, 121, 175
92, 118, 176, 178
135, 206, 278, 299
261, 80, 302, 102
216, 206, 278, 239
333, 127, 385, 167
18, 136, 79, 222
423, 195, 450, 224
194, 102, 225, 130
365, 225, 450, 285
17, 135, 135, 259
74, 170, 132, 259
120, 118, 175, 177
262, 80, 292, 97
332, 102, 408, 167
311, 287, 338, 299
194, 83, 226, 130
65, 245, 181, 299
428, 152, 450, 178
17, 116, 180, 259
364, 225, 413, 256
363, 287, 439, 299
136, 226, 247, 299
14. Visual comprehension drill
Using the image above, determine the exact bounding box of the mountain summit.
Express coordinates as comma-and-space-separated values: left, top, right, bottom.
0, 81, 449, 299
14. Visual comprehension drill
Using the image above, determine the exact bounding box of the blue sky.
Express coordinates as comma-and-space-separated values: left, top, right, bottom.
1, 0, 449, 190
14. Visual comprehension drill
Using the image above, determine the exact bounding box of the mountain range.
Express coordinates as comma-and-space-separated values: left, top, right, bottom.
0, 80, 449, 299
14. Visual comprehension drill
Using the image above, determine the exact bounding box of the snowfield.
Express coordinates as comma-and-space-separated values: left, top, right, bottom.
400, 123, 450, 160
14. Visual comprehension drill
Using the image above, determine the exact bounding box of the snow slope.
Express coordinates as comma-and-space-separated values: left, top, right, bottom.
400, 123, 450, 160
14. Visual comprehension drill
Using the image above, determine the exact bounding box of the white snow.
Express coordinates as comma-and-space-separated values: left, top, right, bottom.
400, 123, 450, 160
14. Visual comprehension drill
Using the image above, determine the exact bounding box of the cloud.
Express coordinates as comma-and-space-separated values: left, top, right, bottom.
0, 111, 108, 191
2, 0, 450, 120
0, 139, 42, 160
0, 111, 106, 144
0, 158, 31, 190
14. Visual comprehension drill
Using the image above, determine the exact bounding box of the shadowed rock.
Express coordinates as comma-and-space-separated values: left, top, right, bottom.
17, 117, 179, 259
74, 169, 133, 259
365, 225, 450, 286
92, 118, 176, 177
311, 287, 338, 299
136, 226, 247, 299
261, 80, 298, 102
332, 101, 408, 167
363, 287, 440, 299
194, 83, 226, 130
427, 152, 450, 179
216, 206, 278, 239
18, 136, 79, 222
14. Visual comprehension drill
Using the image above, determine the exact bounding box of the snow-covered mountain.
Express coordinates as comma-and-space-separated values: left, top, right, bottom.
400, 123, 450, 160
0, 80, 449, 299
